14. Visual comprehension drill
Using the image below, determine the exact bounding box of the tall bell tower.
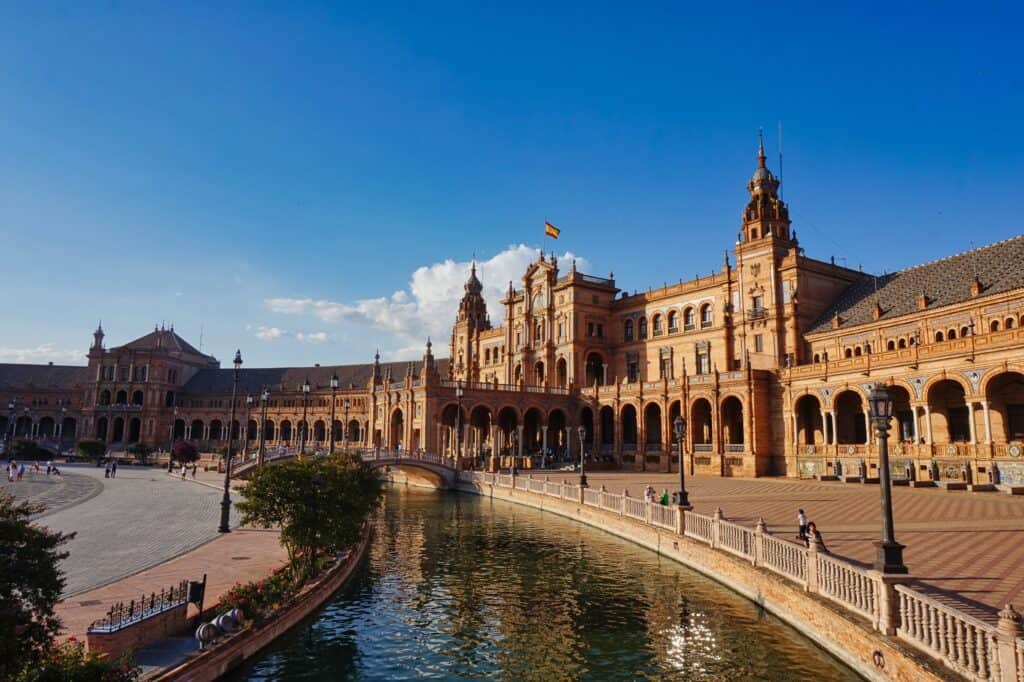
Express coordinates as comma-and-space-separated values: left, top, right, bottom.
741, 131, 792, 245
449, 262, 491, 381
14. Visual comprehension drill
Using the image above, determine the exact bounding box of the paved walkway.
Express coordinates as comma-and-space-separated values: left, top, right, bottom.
57, 528, 287, 640
531, 470, 1024, 619
21, 464, 231, 596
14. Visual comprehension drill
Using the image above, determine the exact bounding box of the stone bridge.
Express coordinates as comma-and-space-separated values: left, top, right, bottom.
231, 448, 458, 488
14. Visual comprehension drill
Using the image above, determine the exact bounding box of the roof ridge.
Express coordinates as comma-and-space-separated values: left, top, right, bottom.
889, 234, 1024, 277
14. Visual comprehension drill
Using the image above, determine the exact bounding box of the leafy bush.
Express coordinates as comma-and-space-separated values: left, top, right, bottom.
171, 441, 199, 464
11, 439, 49, 461
217, 566, 295, 624
75, 440, 106, 464
15, 638, 138, 682
127, 443, 153, 464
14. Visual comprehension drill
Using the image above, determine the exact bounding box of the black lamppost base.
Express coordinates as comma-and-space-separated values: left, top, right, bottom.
579, 474, 588, 488
676, 490, 690, 507
218, 495, 232, 533
873, 540, 908, 574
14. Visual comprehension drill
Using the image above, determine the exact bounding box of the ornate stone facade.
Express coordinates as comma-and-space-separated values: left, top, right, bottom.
3, 142, 1023, 480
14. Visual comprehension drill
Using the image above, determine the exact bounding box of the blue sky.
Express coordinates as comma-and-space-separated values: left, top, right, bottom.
1, 2, 1021, 367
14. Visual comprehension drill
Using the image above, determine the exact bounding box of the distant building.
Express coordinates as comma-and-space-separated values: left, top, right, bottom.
3, 140, 1023, 485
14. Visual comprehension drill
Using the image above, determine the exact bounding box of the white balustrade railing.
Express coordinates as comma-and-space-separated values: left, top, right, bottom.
545, 480, 561, 496
623, 496, 646, 521
528, 478, 545, 493
683, 511, 714, 543
561, 483, 579, 501
760, 534, 807, 582
649, 503, 677, 531
895, 584, 997, 681
717, 520, 754, 561
816, 553, 878, 623
600, 491, 623, 514
583, 488, 601, 506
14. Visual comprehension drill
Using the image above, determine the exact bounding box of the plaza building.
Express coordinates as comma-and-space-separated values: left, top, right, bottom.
3, 141, 1023, 486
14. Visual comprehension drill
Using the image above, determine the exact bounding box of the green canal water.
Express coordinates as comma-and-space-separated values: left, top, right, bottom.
229, 488, 859, 681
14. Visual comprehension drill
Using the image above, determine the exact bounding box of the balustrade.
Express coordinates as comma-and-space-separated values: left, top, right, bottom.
815, 553, 878, 622
716, 520, 754, 560
760, 534, 807, 582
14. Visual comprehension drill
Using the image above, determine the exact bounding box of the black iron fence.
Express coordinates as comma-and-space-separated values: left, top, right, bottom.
87, 579, 190, 633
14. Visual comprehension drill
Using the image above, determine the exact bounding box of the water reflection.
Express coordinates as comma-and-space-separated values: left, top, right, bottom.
230, 489, 859, 681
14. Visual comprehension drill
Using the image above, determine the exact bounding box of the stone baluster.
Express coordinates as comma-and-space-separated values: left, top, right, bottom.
994, 604, 1021, 682
710, 507, 723, 549
753, 517, 766, 568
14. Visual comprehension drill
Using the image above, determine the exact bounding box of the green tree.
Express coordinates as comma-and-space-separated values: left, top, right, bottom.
128, 442, 153, 464
171, 441, 199, 465
75, 439, 106, 465
0, 494, 70, 679
236, 453, 382, 579
15, 639, 138, 682
11, 439, 49, 461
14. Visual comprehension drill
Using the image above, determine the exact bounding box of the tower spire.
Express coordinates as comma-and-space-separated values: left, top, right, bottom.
757, 127, 766, 169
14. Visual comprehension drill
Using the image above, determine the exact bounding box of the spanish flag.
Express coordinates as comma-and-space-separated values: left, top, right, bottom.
544, 221, 560, 239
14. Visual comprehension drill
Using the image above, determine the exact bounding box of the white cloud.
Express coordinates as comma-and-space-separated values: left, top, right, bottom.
264, 244, 589, 357
296, 331, 329, 344
0, 344, 85, 364
255, 326, 288, 341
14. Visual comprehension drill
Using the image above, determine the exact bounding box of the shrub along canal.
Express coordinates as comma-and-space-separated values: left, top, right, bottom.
229, 488, 859, 680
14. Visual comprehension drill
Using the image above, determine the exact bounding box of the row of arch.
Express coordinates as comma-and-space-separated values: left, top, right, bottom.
623, 304, 713, 341
170, 418, 364, 445
793, 371, 1024, 446
429, 395, 746, 459
1, 416, 77, 440
97, 389, 145, 406
817, 317, 1023, 363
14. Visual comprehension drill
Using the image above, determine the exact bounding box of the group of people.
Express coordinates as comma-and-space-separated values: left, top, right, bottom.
180, 463, 198, 480
103, 460, 118, 478
643, 485, 671, 505
796, 508, 827, 551
5, 459, 60, 482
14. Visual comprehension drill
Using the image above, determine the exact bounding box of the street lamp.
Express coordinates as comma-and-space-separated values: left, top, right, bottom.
219, 349, 242, 534
257, 387, 269, 466
299, 378, 310, 458
577, 425, 587, 488
343, 398, 351, 451
868, 383, 907, 574
673, 416, 690, 507
244, 393, 253, 459
329, 373, 339, 454
454, 381, 464, 464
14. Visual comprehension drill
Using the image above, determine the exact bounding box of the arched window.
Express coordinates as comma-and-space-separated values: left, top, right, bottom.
668, 310, 679, 332
886, 340, 896, 351
853, 346, 862, 357
700, 304, 713, 328
991, 320, 1001, 332
638, 317, 648, 340
535, 321, 543, 343
652, 314, 663, 336
935, 331, 944, 342
484, 349, 490, 364
947, 329, 957, 340
683, 308, 695, 330
897, 338, 907, 349
1008, 318, 1017, 329
813, 353, 821, 363
960, 326, 969, 338
844, 348, 853, 358
624, 319, 634, 341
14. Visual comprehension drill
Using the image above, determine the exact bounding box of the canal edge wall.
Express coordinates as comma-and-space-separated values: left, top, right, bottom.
149, 521, 374, 682
456, 480, 948, 682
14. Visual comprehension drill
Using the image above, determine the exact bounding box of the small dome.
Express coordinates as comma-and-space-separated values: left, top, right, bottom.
465, 263, 483, 294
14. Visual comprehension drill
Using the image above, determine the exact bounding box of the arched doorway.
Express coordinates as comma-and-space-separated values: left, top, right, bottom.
548, 408, 567, 460
132, 390, 144, 406
644, 403, 662, 450
62, 417, 77, 440
38, 417, 55, 438
441, 403, 468, 457
128, 417, 141, 443
721, 397, 744, 447
620, 404, 638, 448
247, 419, 258, 443
190, 419, 204, 442
347, 419, 361, 444
579, 407, 594, 451
172, 419, 185, 440
97, 417, 109, 441
469, 406, 491, 458
280, 420, 292, 443
889, 385, 914, 442
209, 420, 223, 441
523, 408, 543, 453
112, 417, 125, 443
534, 362, 545, 386
497, 407, 518, 456
556, 357, 568, 387
833, 391, 866, 444
313, 420, 326, 442
115, 390, 128, 405
794, 394, 823, 445
389, 409, 404, 450
599, 406, 614, 447
928, 380, 970, 443
585, 353, 605, 386
691, 398, 712, 449
263, 420, 276, 442
985, 372, 1024, 443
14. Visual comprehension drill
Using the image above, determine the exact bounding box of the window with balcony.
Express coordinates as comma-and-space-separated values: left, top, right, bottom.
700, 304, 713, 328
638, 317, 648, 340
684, 308, 695, 331
652, 314, 663, 336
626, 352, 640, 382
624, 319, 634, 341
668, 310, 679, 333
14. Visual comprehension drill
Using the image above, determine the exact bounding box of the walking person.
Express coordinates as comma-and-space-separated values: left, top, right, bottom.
806, 521, 827, 552
797, 508, 808, 541
660, 489, 670, 505
110, 460, 117, 478
104, 462, 110, 478
180, 463, 187, 480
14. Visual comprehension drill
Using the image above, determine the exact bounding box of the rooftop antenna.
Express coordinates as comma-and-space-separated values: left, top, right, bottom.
777, 121, 784, 200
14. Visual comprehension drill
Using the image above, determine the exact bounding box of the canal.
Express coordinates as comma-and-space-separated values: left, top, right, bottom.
230, 488, 859, 680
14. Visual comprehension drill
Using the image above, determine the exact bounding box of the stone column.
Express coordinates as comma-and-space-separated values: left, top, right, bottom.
516, 425, 524, 460
863, 409, 871, 446
565, 426, 572, 461
601, 363, 608, 385
923, 405, 933, 444
819, 406, 827, 445
982, 401, 993, 444
792, 413, 799, 451
911, 406, 919, 444
995, 605, 1023, 679
541, 426, 548, 468
967, 402, 976, 444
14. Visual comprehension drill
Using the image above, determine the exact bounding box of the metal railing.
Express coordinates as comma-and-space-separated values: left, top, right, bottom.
87, 580, 189, 633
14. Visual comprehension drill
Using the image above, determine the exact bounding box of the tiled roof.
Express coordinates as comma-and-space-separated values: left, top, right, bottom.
116, 329, 214, 360
182, 358, 449, 394
0, 363, 90, 389
807, 235, 1024, 334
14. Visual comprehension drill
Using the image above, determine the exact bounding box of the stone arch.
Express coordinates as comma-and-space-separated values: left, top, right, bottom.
720, 396, 744, 445
313, 419, 326, 442
921, 373, 972, 401
115, 390, 128, 405
389, 409, 404, 449
833, 390, 865, 444
112, 416, 125, 443
620, 403, 638, 446
62, 417, 77, 439
99, 389, 111, 406
983, 371, 1024, 443
262, 419, 276, 442
599, 405, 614, 445
548, 408, 568, 457
887, 384, 915, 442
347, 419, 360, 444
96, 416, 109, 441
209, 419, 223, 440
468, 405, 492, 457
128, 417, 141, 443
578, 406, 594, 449
190, 419, 204, 441
132, 390, 144, 406
644, 402, 662, 447
927, 379, 970, 443
36, 416, 54, 438
280, 420, 293, 443
523, 407, 543, 453
585, 352, 605, 386
690, 397, 713, 446
556, 357, 568, 388
172, 418, 185, 440
496, 406, 519, 455
794, 393, 823, 445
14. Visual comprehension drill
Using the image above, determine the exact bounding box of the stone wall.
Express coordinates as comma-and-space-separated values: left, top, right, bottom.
86, 603, 188, 658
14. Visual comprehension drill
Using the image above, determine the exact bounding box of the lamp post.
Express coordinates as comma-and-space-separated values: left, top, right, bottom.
673, 415, 690, 507
868, 383, 907, 574
299, 378, 310, 459
578, 425, 587, 488
257, 387, 269, 466
343, 398, 351, 451
454, 381, 464, 464
243, 393, 253, 460
219, 350, 242, 534
329, 373, 339, 454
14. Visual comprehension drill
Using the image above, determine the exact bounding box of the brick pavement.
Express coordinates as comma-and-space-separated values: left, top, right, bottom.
37, 465, 230, 596
2, 467, 104, 516
532, 470, 1024, 619
57, 528, 287, 640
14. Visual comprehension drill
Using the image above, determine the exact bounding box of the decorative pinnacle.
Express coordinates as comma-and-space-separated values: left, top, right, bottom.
758, 127, 766, 168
